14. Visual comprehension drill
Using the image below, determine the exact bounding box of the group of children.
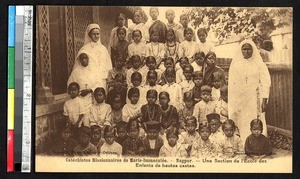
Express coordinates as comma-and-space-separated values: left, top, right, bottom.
54, 8, 273, 159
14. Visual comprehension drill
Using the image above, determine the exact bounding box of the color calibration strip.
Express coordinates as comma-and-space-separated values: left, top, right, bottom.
7, 5, 16, 172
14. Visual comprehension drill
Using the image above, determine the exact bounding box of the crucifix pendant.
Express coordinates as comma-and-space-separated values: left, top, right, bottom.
245, 76, 248, 84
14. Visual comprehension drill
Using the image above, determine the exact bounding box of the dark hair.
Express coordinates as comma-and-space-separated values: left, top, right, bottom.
159, 91, 170, 99
179, 56, 189, 64
79, 53, 89, 60
195, 51, 206, 59
78, 126, 92, 137
116, 121, 128, 131
147, 89, 158, 98
117, 27, 126, 34
250, 119, 263, 130
149, 7, 159, 13
193, 71, 203, 79
183, 64, 194, 73
183, 91, 194, 102
197, 28, 208, 36
90, 125, 101, 132
164, 57, 175, 65
185, 116, 197, 126
115, 73, 125, 82
115, 13, 126, 24
165, 67, 176, 78
94, 87, 106, 97
131, 72, 142, 83
146, 56, 156, 64
104, 126, 117, 137
199, 122, 211, 132
165, 28, 176, 42
68, 82, 80, 92
204, 51, 217, 62
128, 87, 140, 98
166, 127, 179, 138
147, 70, 158, 79
132, 29, 142, 38
220, 85, 228, 96
180, 13, 189, 20
222, 119, 236, 131
184, 28, 194, 36
130, 54, 141, 62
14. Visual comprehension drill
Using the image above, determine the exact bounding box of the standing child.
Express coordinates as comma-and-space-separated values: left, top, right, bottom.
110, 97, 124, 127
63, 82, 85, 130
127, 72, 146, 105
191, 71, 204, 103
147, 7, 167, 43
145, 30, 166, 70
128, 10, 149, 43
159, 127, 187, 158
141, 90, 162, 126
74, 126, 97, 156
176, 57, 189, 83
211, 71, 224, 101
107, 59, 127, 92
207, 113, 225, 147
197, 28, 215, 54
126, 55, 147, 88
108, 13, 128, 55
179, 65, 195, 94
165, 9, 183, 42
178, 28, 199, 63
123, 118, 145, 156
164, 29, 180, 65
106, 74, 127, 107
99, 126, 123, 157
193, 85, 216, 125
191, 51, 205, 72
115, 121, 128, 147
122, 87, 142, 123
177, 13, 196, 43
162, 68, 183, 110
111, 27, 129, 67
143, 121, 164, 157
88, 88, 112, 128
215, 85, 228, 123
159, 91, 179, 131
190, 122, 217, 157
128, 30, 146, 64
245, 119, 272, 157
180, 116, 200, 156
219, 119, 243, 158
178, 91, 195, 133
90, 124, 105, 153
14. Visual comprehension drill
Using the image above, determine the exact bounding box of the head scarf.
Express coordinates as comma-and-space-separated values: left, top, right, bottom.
233, 39, 263, 66
84, 23, 101, 45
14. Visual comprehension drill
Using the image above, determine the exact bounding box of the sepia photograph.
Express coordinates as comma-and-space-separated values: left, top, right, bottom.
35, 5, 292, 173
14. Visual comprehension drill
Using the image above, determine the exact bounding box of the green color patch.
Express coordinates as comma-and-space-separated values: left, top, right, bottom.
8, 47, 15, 88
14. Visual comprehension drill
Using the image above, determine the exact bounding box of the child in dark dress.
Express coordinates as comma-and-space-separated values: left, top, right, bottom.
106, 74, 127, 107
142, 121, 164, 157
90, 124, 105, 153
141, 90, 162, 127
115, 121, 128, 147
159, 91, 179, 130
74, 126, 97, 156
191, 71, 204, 103
111, 27, 129, 67
245, 119, 272, 157
178, 91, 195, 133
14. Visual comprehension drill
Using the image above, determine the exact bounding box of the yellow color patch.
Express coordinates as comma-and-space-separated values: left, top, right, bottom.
8, 89, 14, 130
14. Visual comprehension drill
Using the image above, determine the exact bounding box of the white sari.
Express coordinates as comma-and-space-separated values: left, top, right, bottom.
73, 23, 112, 90
68, 49, 103, 114
228, 39, 271, 144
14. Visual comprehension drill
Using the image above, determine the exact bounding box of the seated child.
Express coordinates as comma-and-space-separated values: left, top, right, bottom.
176, 57, 189, 83
178, 28, 199, 63
110, 97, 123, 127
115, 121, 128, 146
74, 126, 97, 156
127, 72, 146, 105
63, 82, 85, 129
126, 55, 147, 87
215, 85, 228, 123
180, 116, 200, 156
178, 91, 195, 133
193, 85, 216, 125
219, 119, 243, 158
106, 74, 127, 107
159, 57, 175, 85
90, 124, 105, 153
142, 121, 164, 157
179, 65, 195, 94
99, 126, 123, 157
111, 27, 129, 67
159, 91, 179, 130
244, 119, 272, 157
190, 122, 217, 158
159, 127, 187, 158
122, 87, 142, 123
207, 113, 225, 147
144, 56, 162, 83
191, 71, 204, 103
141, 90, 162, 127
143, 70, 162, 97
107, 59, 127, 92
123, 118, 145, 156
211, 71, 224, 101
191, 51, 205, 72
50, 120, 77, 156
197, 28, 215, 54
162, 68, 183, 110
88, 87, 112, 128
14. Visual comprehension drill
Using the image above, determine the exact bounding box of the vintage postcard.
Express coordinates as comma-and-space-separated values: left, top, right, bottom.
35, 6, 292, 173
